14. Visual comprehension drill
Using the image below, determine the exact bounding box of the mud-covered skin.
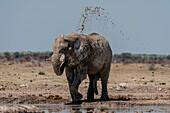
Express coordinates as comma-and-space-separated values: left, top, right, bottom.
50, 32, 112, 102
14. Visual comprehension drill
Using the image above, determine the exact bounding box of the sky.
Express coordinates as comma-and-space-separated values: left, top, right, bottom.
0, 0, 170, 55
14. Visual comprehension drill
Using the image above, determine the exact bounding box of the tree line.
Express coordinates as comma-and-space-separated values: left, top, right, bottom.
113, 53, 170, 65
0, 52, 170, 64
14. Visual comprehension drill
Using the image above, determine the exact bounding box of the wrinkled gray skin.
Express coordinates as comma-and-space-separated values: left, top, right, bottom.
49, 32, 112, 102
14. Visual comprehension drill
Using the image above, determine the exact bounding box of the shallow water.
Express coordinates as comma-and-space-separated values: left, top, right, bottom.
0, 104, 170, 113
36, 104, 170, 113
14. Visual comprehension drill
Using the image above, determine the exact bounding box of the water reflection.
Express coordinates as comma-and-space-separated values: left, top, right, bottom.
0, 104, 169, 113
36, 105, 170, 113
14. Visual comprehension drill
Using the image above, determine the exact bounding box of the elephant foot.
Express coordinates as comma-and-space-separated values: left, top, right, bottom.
100, 94, 109, 100
73, 93, 83, 102
87, 92, 94, 101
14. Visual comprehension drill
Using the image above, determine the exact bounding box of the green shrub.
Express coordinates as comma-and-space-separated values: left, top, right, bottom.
167, 55, 170, 60
38, 71, 45, 75
3, 52, 10, 56
33, 53, 38, 57
149, 79, 154, 82
13, 52, 20, 58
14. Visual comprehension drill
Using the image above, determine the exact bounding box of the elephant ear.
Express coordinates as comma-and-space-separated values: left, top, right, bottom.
68, 38, 91, 66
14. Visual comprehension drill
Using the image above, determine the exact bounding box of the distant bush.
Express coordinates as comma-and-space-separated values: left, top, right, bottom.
13, 52, 20, 58
3, 52, 10, 56
38, 55, 49, 61
167, 55, 170, 60
38, 71, 45, 75
121, 53, 132, 59
2, 51, 170, 65
33, 53, 38, 57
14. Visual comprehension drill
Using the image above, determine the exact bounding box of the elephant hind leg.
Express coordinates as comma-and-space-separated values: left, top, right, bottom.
93, 72, 100, 95
87, 74, 100, 101
87, 74, 94, 101
100, 63, 111, 100
100, 73, 109, 100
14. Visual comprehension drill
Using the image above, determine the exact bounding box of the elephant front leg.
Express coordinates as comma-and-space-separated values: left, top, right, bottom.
66, 70, 83, 102
70, 79, 82, 102
71, 62, 87, 102
71, 70, 85, 102
66, 67, 74, 100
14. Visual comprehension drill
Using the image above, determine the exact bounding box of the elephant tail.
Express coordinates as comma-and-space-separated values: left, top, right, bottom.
93, 74, 99, 95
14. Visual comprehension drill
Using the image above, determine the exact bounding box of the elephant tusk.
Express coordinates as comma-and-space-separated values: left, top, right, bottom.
46, 57, 51, 61
60, 61, 64, 67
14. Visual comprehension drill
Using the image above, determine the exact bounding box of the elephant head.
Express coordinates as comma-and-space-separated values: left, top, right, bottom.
49, 33, 91, 75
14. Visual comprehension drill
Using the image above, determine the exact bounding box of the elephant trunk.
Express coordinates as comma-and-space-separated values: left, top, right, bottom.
53, 65, 62, 75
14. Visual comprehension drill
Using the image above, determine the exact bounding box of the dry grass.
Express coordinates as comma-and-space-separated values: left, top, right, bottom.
0, 62, 170, 88
0, 62, 170, 105
109, 63, 170, 87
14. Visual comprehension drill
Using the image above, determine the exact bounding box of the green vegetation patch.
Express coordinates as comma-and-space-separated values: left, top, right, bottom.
38, 71, 45, 75
149, 79, 154, 82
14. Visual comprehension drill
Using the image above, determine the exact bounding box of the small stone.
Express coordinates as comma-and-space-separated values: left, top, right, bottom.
143, 82, 147, 84
119, 83, 129, 88
32, 94, 36, 96
158, 88, 162, 91
46, 95, 54, 99
159, 82, 166, 85
39, 94, 43, 96
8, 94, 12, 97
141, 77, 145, 79
146, 109, 153, 112
20, 84, 28, 87
160, 108, 167, 110
0, 86, 5, 91
116, 86, 122, 91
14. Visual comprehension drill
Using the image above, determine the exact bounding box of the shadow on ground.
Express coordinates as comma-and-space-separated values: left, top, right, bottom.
65, 98, 130, 105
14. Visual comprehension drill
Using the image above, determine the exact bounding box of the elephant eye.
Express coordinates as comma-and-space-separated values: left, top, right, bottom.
59, 48, 66, 53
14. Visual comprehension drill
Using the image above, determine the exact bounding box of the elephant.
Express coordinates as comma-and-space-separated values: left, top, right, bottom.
48, 32, 112, 102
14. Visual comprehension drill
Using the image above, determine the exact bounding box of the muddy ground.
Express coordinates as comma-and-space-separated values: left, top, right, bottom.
0, 61, 170, 107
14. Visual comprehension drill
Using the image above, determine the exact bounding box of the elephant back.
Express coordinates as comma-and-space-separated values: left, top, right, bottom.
87, 33, 112, 74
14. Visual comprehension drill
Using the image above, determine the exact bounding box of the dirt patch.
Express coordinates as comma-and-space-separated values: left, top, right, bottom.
0, 105, 41, 113
0, 62, 170, 106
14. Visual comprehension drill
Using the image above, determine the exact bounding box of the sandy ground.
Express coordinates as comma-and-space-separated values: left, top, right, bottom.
0, 61, 170, 107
